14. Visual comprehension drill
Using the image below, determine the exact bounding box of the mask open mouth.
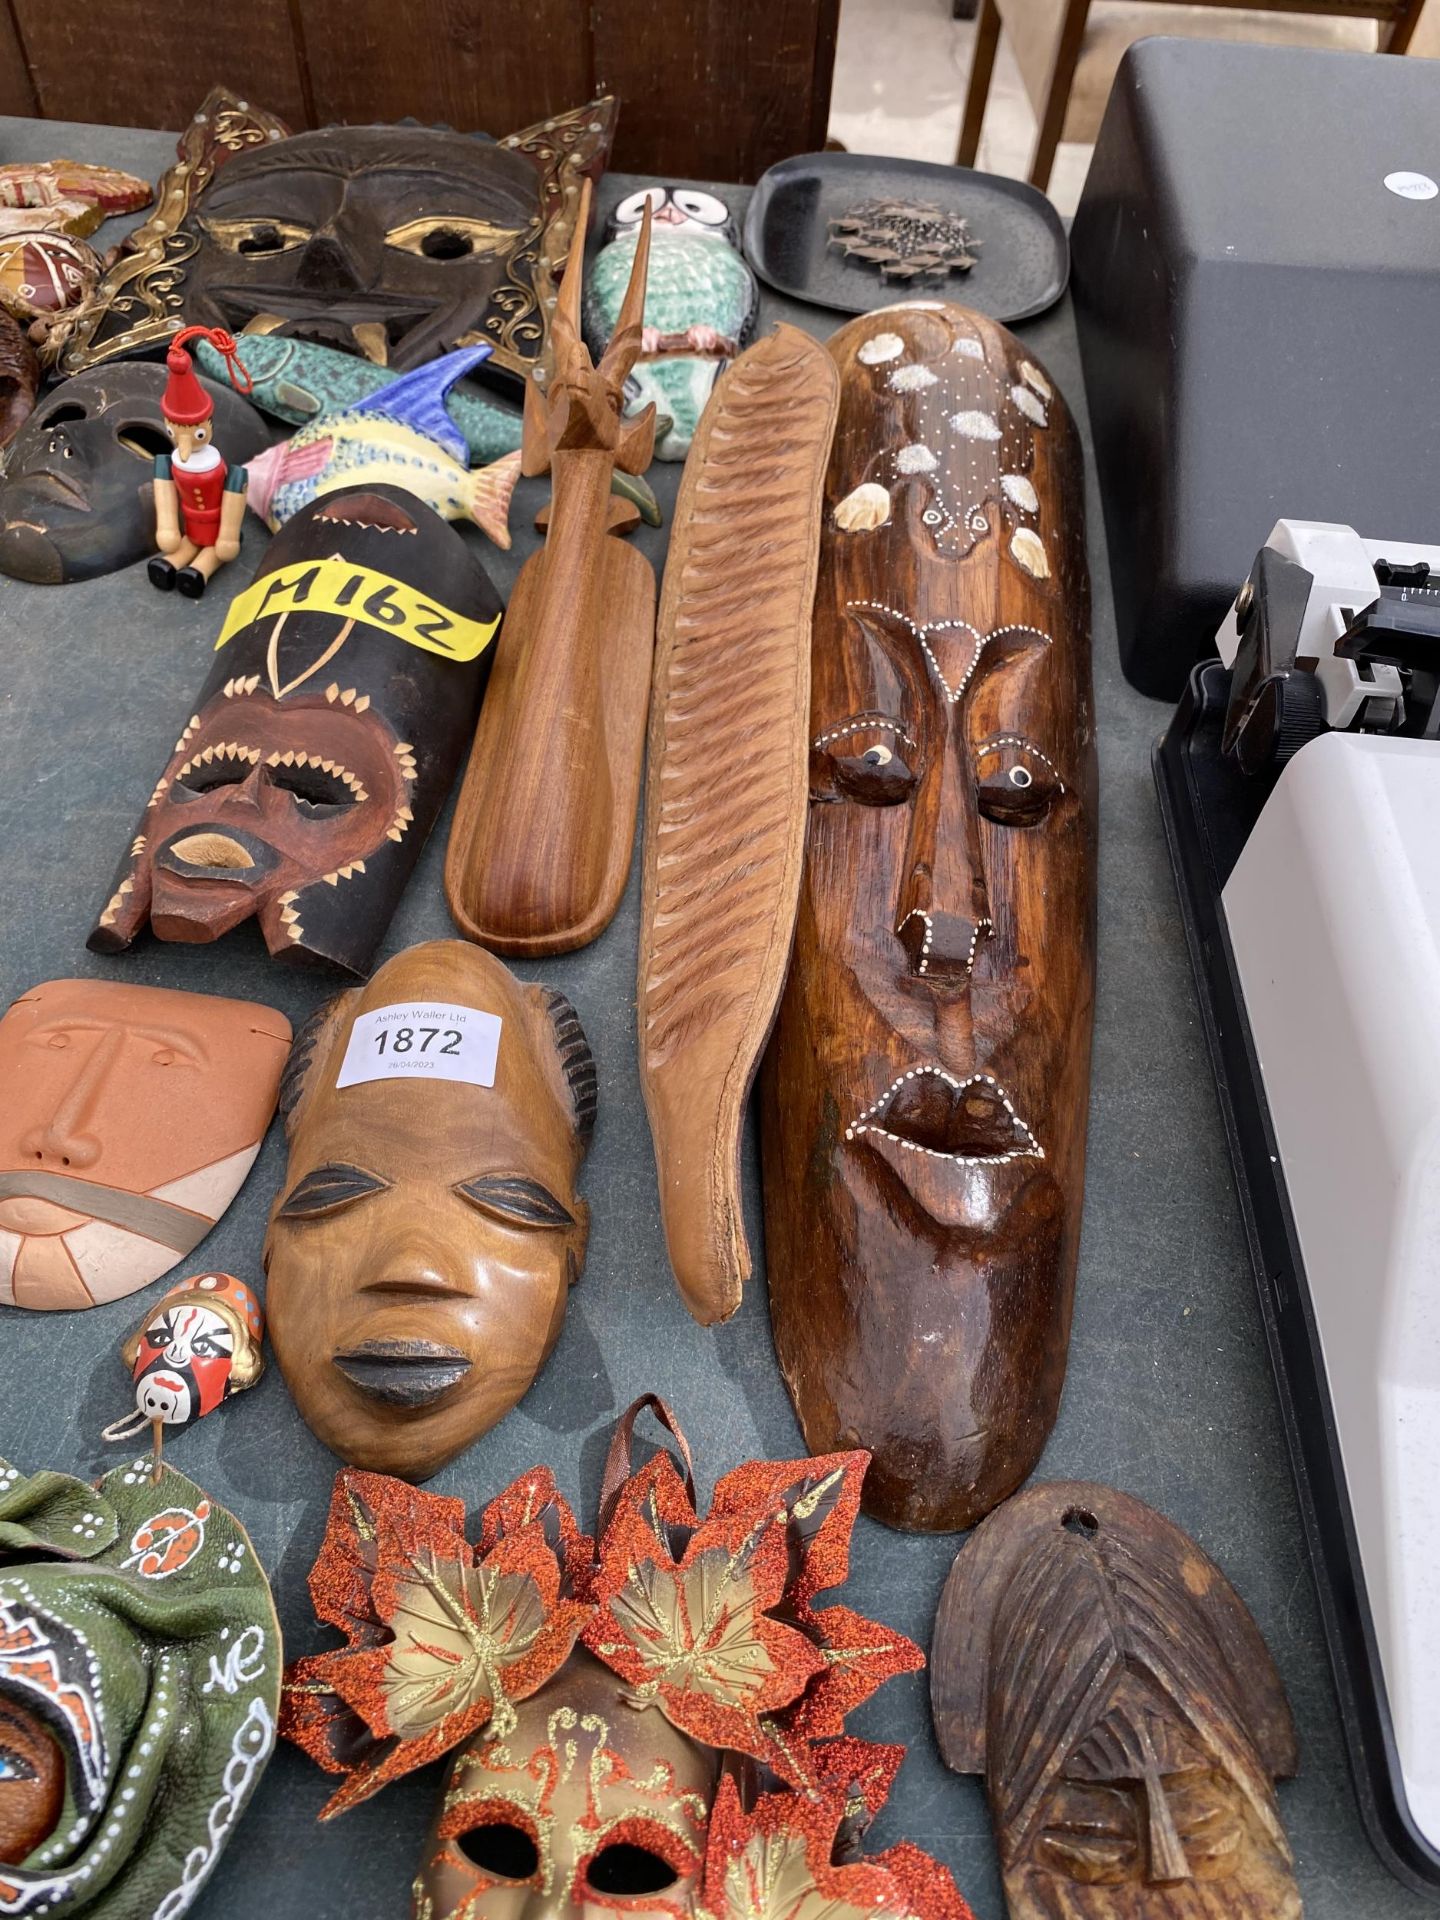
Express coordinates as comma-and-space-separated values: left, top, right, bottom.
158, 826, 274, 882
846, 1067, 1042, 1165
333, 1339, 471, 1409
8, 469, 90, 513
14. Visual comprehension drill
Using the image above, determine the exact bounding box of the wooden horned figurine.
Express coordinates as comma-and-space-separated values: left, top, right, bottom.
148, 323, 253, 598
445, 180, 657, 955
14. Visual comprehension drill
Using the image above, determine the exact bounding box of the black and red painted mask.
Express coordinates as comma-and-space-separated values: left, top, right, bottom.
89, 485, 502, 974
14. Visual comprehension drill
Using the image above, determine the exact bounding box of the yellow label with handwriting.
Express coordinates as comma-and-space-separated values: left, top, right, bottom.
216, 557, 499, 662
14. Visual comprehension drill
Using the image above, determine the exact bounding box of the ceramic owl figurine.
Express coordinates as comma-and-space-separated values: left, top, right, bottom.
584, 186, 758, 460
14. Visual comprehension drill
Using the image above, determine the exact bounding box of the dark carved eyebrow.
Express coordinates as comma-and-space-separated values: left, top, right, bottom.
455, 1175, 574, 1230
278, 1163, 391, 1220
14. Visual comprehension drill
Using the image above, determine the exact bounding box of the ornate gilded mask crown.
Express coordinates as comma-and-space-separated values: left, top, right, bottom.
282, 1396, 973, 1920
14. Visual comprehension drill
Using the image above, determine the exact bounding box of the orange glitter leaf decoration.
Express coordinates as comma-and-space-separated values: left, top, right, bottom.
281, 1467, 593, 1816
699, 1777, 974, 1920
583, 1487, 825, 1761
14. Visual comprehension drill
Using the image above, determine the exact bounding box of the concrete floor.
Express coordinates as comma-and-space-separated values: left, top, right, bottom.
827, 0, 1095, 215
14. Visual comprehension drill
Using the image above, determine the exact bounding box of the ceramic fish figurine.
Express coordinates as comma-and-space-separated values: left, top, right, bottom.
208, 333, 662, 526
585, 185, 758, 460
0, 157, 152, 233
244, 343, 522, 548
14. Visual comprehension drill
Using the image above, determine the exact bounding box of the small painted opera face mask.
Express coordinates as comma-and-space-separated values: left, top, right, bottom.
264, 939, 595, 1479
121, 1270, 265, 1431
762, 303, 1097, 1533
0, 364, 269, 585
282, 1417, 966, 1920
932, 1484, 1303, 1920
0, 979, 289, 1311
0, 1455, 280, 1916
88, 486, 499, 974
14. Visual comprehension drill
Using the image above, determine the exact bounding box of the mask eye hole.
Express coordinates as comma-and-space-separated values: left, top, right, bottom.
974, 737, 1064, 826
116, 421, 173, 460
812, 716, 918, 808
40, 402, 86, 428
419, 226, 472, 260
267, 764, 358, 810
457, 1822, 540, 1880
177, 760, 251, 796
586, 1844, 681, 1896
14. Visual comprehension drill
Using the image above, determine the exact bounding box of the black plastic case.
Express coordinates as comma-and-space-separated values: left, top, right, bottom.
1073, 39, 1440, 699
1155, 663, 1440, 1898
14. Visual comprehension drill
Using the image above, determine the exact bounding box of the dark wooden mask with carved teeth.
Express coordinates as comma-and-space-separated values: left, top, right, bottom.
88, 486, 501, 975
263, 939, 596, 1479
760, 304, 1097, 1533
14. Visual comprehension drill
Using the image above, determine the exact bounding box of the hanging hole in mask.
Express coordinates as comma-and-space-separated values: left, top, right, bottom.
456, 1821, 540, 1880
116, 422, 174, 460
40, 402, 87, 428
1062, 1507, 1098, 1538
586, 1843, 681, 1896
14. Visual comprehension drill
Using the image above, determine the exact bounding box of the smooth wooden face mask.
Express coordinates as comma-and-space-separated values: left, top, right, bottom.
0, 979, 290, 1311
931, 1483, 1303, 1920
761, 304, 1097, 1533
264, 940, 595, 1479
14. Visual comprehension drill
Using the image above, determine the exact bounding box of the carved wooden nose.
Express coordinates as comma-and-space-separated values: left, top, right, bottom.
897, 907, 992, 981
295, 233, 363, 294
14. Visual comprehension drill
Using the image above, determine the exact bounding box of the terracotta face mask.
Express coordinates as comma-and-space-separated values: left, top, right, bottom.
281, 1401, 967, 1920
931, 1483, 1302, 1920
761, 304, 1097, 1533
0, 979, 290, 1310
89, 486, 500, 974
264, 939, 595, 1478
0, 364, 269, 585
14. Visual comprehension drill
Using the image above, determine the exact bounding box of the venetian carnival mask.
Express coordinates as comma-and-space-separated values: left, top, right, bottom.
760, 303, 1096, 1533
0, 1454, 279, 1915
282, 1398, 971, 1920
0, 979, 289, 1311
264, 939, 596, 1479
931, 1483, 1302, 1920
88, 486, 500, 973
0, 363, 270, 584
56, 90, 617, 386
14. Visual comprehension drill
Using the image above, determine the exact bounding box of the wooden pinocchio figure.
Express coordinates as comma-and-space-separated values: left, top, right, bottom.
147, 323, 253, 598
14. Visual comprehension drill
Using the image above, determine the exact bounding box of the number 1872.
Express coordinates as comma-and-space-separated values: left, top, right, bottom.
374, 1026, 463, 1056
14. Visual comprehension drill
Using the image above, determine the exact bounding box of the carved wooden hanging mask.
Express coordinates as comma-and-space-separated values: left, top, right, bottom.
931, 1483, 1302, 1919
263, 940, 595, 1480
0, 979, 289, 1312
761, 303, 1096, 1533
56, 90, 616, 383
89, 486, 500, 974
0, 363, 269, 585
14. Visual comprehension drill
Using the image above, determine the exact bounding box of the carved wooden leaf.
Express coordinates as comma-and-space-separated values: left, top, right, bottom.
638, 324, 839, 1326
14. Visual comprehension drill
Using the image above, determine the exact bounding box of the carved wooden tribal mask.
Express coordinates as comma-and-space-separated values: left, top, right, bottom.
89, 486, 500, 974
55, 88, 616, 383
931, 1483, 1302, 1919
264, 939, 596, 1479
0, 979, 289, 1311
761, 304, 1096, 1532
0, 363, 269, 585
0, 1455, 279, 1915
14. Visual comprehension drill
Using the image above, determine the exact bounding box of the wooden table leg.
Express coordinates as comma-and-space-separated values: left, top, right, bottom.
1029, 0, 1091, 193
956, 0, 1001, 167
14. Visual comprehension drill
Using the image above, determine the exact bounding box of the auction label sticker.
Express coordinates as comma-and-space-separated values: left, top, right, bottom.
337, 1003, 502, 1089
1384, 170, 1439, 201
215, 557, 500, 663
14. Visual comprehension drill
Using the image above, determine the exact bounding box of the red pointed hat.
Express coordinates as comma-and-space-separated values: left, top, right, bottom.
162, 324, 252, 424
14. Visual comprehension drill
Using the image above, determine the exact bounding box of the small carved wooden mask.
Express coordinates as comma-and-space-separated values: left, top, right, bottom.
89, 487, 499, 974
0, 979, 290, 1312
0, 364, 269, 585
761, 304, 1096, 1532
931, 1483, 1302, 1919
419, 1648, 715, 1920
264, 940, 595, 1480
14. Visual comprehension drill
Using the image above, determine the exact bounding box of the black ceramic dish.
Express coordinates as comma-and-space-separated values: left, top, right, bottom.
742, 151, 1069, 324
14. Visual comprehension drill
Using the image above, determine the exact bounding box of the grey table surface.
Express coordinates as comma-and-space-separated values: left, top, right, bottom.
0, 116, 1420, 1920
